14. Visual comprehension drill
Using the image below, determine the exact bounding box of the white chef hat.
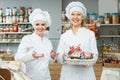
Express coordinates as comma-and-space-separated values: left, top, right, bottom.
65, 1, 87, 19
29, 8, 51, 27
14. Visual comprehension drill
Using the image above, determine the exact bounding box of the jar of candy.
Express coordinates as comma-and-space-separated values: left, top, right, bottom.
12, 7, 17, 16
89, 12, 96, 24
112, 12, 119, 24
104, 12, 112, 24
97, 15, 104, 24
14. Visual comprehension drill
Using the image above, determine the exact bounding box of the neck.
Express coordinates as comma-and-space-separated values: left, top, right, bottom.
72, 25, 81, 34
35, 32, 44, 40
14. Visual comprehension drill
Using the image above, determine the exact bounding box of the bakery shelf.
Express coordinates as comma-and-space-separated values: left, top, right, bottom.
0, 32, 32, 34
100, 35, 120, 38
0, 41, 21, 44
0, 22, 31, 25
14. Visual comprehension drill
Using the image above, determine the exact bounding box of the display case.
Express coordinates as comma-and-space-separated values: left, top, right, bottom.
98, 24, 120, 67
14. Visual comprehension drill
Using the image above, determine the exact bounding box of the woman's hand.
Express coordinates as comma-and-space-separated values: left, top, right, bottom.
50, 50, 58, 59
32, 51, 44, 58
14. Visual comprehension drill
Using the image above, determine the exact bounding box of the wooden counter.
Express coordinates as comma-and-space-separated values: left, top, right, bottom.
49, 62, 103, 80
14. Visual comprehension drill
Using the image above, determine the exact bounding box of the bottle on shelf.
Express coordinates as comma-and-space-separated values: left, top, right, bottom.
12, 22, 18, 32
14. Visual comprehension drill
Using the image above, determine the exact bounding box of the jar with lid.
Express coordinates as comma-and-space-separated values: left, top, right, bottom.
10, 26, 14, 32
5, 7, 10, 16
12, 7, 17, 16
16, 13, 20, 22
89, 12, 96, 24
112, 12, 119, 24
97, 15, 104, 24
12, 22, 18, 32
24, 14, 28, 22
19, 7, 25, 15
104, 12, 112, 24
28, 7, 32, 15
6, 15, 12, 23
19, 14, 23, 22
12, 15, 17, 23
2, 16, 6, 23
84, 12, 90, 24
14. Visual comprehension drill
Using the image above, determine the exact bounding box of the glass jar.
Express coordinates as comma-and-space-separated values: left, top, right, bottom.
12, 7, 17, 16
12, 15, 17, 23
19, 14, 23, 22
104, 12, 112, 24
89, 12, 96, 24
6, 15, 12, 23
24, 14, 28, 22
112, 12, 119, 24
28, 7, 32, 15
97, 15, 104, 24
84, 13, 90, 24
12, 22, 18, 32
5, 7, 10, 16
2, 16, 6, 23
19, 7, 25, 15
16, 13, 20, 22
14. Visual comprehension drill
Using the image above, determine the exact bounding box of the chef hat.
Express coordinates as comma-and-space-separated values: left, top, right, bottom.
65, 1, 87, 19
29, 8, 51, 27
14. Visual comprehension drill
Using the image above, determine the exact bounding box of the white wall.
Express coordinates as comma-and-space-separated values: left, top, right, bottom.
99, 0, 118, 15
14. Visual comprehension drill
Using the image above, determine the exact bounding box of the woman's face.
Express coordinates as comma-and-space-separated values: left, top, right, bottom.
33, 20, 47, 36
70, 11, 84, 27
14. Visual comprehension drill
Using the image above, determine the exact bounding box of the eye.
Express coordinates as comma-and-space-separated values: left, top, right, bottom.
41, 23, 45, 26
35, 23, 40, 26
71, 13, 75, 16
77, 13, 81, 16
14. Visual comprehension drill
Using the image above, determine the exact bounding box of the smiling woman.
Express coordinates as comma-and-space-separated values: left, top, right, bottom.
57, 1, 98, 80
14, 8, 58, 80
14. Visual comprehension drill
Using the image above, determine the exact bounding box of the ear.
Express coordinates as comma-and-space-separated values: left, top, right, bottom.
82, 16, 84, 19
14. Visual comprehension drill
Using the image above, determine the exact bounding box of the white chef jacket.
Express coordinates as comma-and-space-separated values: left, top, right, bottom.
15, 32, 55, 80
57, 27, 98, 80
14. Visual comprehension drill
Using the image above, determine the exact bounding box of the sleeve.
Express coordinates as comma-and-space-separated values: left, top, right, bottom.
89, 31, 99, 63
14, 36, 35, 63
56, 36, 65, 64
49, 40, 56, 64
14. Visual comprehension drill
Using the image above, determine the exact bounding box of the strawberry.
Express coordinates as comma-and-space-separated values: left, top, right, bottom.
76, 46, 81, 51
68, 46, 74, 54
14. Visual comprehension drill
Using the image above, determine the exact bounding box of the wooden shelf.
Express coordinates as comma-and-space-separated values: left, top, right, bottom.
104, 63, 120, 68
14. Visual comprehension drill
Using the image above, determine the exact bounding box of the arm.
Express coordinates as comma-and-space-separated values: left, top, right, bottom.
57, 36, 65, 64
89, 32, 99, 63
49, 41, 56, 63
14, 36, 35, 63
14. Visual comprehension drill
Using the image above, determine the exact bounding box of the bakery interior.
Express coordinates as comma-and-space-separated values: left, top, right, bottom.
0, 0, 120, 80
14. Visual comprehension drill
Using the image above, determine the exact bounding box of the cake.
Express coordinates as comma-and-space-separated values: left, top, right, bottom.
63, 45, 95, 65
67, 45, 94, 60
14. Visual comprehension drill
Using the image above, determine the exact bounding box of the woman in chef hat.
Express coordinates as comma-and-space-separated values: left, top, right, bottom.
57, 1, 98, 80
15, 8, 57, 80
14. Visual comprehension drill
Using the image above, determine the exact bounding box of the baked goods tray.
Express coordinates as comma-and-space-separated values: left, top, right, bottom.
64, 58, 96, 66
